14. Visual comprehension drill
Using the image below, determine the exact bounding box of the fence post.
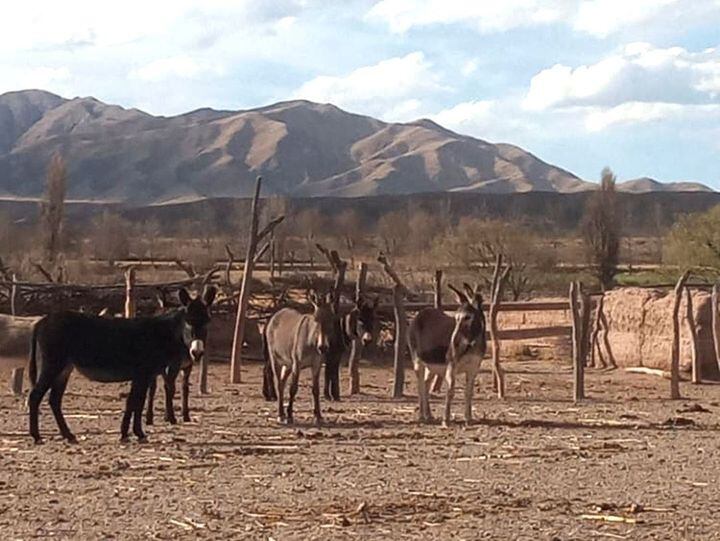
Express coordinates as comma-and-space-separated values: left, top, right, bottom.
712, 284, 720, 374
230, 177, 284, 384
489, 255, 511, 399
434, 270, 443, 309
124, 266, 136, 318
670, 271, 690, 399
348, 262, 367, 395
391, 284, 407, 399
685, 287, 700, 384
570, 281, 585, 401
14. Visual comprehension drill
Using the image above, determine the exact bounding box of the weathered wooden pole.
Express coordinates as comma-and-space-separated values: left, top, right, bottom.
378, 253, 409, 398
685, 287, 700, 384
10, 273, 19, 316
230, 177, 262, 384
590, 295, 605, 369
579, 284, 592, 369
391, 284, 407, 399
230, 177, 284, 384
712, 284, 720, 373
434, 270, 443, 309
570, 281, 585, 402
348, 262, 368, 395
269, 232, 276, 280
489, 255, 511, 399
670, 271, 690, 399
9, 274, 23, 395
124, 266, 136, 318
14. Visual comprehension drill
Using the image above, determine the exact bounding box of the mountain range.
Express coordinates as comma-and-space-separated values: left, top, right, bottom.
0, 89, 712, 205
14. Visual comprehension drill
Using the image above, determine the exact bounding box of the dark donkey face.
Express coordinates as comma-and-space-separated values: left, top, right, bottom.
309, 291, 337, 355
348, 296, 379, 346
178, 286, 217, 363
448, 283, 486, 361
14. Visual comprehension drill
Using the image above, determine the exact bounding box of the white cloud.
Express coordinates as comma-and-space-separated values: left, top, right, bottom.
129, 56, 224, 82
0, 66, 71, 95
0, 0, 311, 51
461, 59, 479, 77
366, 0, 568, 34
367, 0, 720, 36
429, 99, 555, 143
292, 52, 444, 118
524, 43, 720, 110
584, 102, 720, 131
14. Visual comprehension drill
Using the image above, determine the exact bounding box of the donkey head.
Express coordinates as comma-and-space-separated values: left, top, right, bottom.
345, 295, 379, 347
178, 285, 217, 363
447, 282, 486, 362
309, 289, 337, 355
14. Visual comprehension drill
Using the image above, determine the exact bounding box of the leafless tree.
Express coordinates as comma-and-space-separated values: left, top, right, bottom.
582, 167, 622, 291
40, 152, 67, 265
91, 211, 131, 265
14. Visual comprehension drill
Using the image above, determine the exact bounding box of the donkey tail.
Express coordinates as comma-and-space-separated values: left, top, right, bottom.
28, 320, 40, 387
261, 328, 276, 401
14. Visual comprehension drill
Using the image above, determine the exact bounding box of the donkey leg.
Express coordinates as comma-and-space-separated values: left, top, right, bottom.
442, 364, 456, 428
163, 365, 180, 424
493, 356, 505, 400
146, 377, 156, 426
413, 360, 430, 423
263, 360, 277, 401
131, 378, 151, 443
311, 363, 323, 427
28, 371, 56, 444
286, 368, 300, 426
181, 365, 192, 422
48, 367, 76, 443
464, 369, 478, 425
276, 365, 289, 423
121, 379, 146, 442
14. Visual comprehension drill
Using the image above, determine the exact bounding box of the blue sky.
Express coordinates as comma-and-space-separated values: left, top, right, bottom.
2, 0, 719, 187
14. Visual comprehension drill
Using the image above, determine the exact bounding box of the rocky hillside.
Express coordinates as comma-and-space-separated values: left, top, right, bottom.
0, 90, 711, 204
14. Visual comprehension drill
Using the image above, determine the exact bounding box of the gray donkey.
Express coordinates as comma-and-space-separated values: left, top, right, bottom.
263, 291, 341, 426
408, 283, 487, 426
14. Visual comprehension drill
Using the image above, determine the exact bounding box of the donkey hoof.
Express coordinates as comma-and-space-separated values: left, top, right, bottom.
65, 434, 78, 444
314, 417, 323, 428
32, 436, 44, 445
285, 417, 295, 426
441, 420, 452, 429
146, 418, 154, 426
137, 435, 149, 444
120, 435, 130, 444
183, 415, 192, 423
165, 416, 178, 425
276, 416, 286, 424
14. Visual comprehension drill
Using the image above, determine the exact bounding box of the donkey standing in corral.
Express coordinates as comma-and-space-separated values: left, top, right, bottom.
323, 295, 379, 401
145, 287, 216, 425
262, 291, 341, 426
0, 314, 40, 393
408, 283, 487, 426
28, 288, 214, 444
262, 295, 378, 403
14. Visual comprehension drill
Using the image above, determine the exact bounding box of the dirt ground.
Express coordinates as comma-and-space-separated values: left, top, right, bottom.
2, 360, 720, 540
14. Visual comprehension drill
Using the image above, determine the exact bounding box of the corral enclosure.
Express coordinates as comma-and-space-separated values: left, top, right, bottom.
2, 362, 720, 539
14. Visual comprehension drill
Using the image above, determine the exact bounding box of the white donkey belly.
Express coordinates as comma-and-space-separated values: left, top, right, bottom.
420, 353, 483, 377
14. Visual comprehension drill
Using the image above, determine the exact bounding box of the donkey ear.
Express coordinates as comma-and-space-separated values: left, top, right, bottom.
178, 288, 191, 306
307, 289, 318, 308
474, 293, 484, 310
203, 285, 217, 306
447, 283, 468, 305
462, 282, 475, 300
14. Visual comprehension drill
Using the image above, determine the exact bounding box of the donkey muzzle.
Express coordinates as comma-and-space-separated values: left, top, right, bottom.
189, 339, 205, 362
361, 332, 373, 346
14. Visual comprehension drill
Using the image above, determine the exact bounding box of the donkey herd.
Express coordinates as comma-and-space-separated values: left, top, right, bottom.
1, 279, 489, 444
